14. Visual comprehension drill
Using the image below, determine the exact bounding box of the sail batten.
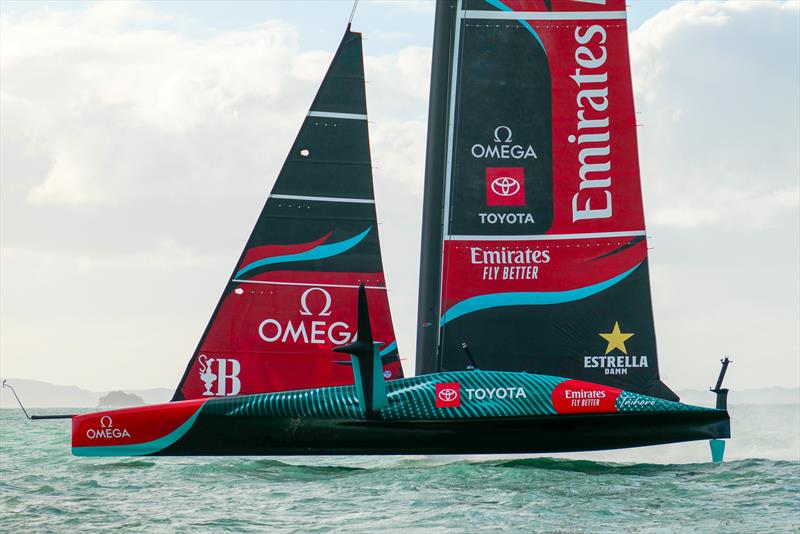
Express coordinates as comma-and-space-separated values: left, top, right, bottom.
447, 230, 645, 241
461, 10, 627, 19
269, 194, 376, 204
307, 111, 368, 120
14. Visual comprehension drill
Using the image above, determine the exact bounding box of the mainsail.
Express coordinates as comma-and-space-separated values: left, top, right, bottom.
173, 27, 403, 401
416, 0, 677, 400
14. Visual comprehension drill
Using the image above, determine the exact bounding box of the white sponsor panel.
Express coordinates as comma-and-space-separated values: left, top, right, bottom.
469, 246, 551, 281
477, 213, 535, 224
583, 355, 649, 375
85, 416, 131, 440
258, 287, 355, 346
617, 396, 656, 408
199, 354, 242, 396
471, 126, 538, 160
569, 24, 614, 222
464, 386, 527, 401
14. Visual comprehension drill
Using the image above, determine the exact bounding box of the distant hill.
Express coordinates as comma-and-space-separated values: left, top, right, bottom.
97, 390, 145, 408
1, 378, 796, 409
0, 379, 172, 408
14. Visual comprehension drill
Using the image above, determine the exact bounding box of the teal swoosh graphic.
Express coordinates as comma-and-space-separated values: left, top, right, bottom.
440, 264, 641, 326
72, 404, 204, 457
235, 227, 372, 278
379, 341, 397, 358
485, 0, 546, 53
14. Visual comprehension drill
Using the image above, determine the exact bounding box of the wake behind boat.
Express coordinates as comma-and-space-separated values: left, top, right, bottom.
9, 0, 731, 460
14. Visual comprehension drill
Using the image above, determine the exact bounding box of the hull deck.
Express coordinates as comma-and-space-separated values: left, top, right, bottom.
72, 371, 730, 457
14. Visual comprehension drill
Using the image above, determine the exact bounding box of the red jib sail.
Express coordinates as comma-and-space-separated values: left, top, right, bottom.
172, 28, 403, 401
416, 0, 677, 400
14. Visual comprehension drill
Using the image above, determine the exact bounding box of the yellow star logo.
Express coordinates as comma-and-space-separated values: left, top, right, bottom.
598, 322, 634, 355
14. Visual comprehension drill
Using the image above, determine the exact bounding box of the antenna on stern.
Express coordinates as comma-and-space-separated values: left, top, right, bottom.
1, 380, 75, 420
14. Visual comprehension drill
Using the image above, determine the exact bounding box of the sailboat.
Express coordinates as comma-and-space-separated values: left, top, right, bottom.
11, 0, 731, 459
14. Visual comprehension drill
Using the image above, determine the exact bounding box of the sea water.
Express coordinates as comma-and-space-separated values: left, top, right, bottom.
1, 404, 798, 533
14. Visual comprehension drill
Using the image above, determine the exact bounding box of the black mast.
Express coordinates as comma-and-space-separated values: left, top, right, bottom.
415, 0, 457, 375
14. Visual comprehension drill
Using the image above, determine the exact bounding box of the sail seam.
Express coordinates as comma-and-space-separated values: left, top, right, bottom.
231, 279, 386, 290
307, 111, 368, 120
270, 194, 374, 204
461, 11, 627, 20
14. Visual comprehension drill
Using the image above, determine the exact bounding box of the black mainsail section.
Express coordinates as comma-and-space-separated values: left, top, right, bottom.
173, 27, 403, 401
416, 0, 677, 400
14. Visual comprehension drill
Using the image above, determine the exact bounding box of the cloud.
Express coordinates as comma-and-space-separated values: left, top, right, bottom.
1, 1, 796, 391
0, 2, 431, 388
629, 1, 799, 389
630, 0, 800, 230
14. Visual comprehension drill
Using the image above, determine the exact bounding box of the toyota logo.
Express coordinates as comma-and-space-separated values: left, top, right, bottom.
437, 388, 458, 402
490, 176, 521, 197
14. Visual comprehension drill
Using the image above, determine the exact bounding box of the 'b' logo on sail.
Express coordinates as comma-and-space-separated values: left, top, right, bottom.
486, 167, 525, 206
198, 354, 242, 396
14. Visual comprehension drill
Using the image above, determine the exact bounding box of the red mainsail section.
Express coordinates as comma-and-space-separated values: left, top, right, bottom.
179, 275, 401, 400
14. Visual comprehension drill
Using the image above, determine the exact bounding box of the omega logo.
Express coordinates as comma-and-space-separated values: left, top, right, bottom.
299, 287, 332, 316
493, 125, 513, 143
86, 415, 131, 440
258, 287, 354, 346
471, 125, 537, 160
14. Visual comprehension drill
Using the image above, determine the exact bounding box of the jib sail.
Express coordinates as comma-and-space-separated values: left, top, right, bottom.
416, 0, 677, 400
173, 27, 403, 401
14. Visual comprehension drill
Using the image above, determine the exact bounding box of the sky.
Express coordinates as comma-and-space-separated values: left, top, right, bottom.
1, 0, 798, 393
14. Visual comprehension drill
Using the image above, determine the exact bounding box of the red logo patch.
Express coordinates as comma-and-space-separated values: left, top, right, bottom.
551, 379, 622, 414
436, 382, 461, 408
486, 167, 525, 206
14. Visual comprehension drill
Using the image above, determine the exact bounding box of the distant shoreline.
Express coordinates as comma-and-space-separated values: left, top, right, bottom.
1, 378, 797, 409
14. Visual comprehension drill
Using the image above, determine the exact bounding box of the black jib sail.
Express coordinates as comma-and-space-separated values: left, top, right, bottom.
416, 0, 677, 400
172, 27, 403, 401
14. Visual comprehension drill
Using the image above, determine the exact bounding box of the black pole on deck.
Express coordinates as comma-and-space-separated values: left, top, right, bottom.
710, 357, 731, 410
415, 0, 457, 375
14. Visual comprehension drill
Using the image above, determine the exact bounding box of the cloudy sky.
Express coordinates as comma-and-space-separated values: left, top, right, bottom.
1, 0, 798, 393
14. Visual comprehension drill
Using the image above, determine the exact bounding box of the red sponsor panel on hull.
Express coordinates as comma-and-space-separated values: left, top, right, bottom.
551, 379, 621, 414
486, 167, 526, 206
72, 400, 205, 448
436, 382, 462, 408
179, 274, 399, 400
